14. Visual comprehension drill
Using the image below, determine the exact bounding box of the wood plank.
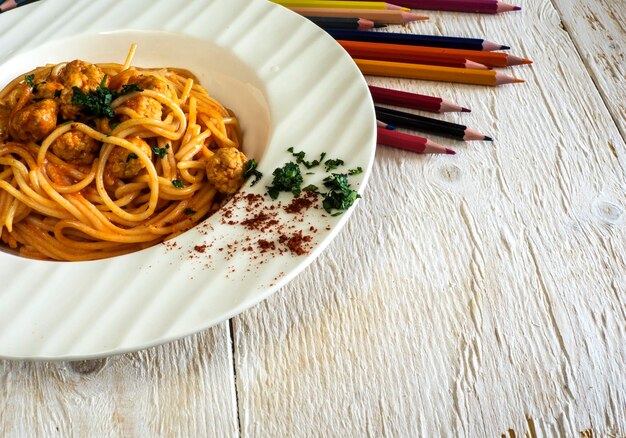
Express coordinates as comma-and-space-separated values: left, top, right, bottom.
549, 0, 626, 138
232, 0, 626, 435
0, 326, 238, 437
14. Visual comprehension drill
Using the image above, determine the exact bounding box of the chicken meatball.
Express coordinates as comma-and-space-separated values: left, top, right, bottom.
118, 73, 173, 120
8, 99, 58, 143
51, 129, 100, 165
105, 137, 152, 180
57, 60, 108, 120
205, 147, 248, 194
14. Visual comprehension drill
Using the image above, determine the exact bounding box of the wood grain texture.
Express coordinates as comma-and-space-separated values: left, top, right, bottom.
549, 0, 626, 138
232, 0, 626, 436
0, 326, 238, 437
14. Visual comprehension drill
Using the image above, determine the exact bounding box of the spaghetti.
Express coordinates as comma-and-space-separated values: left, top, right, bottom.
0, 45, 249, 261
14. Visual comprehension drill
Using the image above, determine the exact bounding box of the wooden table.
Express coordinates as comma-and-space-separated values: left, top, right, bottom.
1, 0, 624, 436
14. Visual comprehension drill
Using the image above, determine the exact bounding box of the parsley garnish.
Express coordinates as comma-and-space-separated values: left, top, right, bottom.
287, 147, 326, 169
126, 152, 138, 162
71, 76, 116, 118
348, 167, 363, 175
109, 121, 120, 131
266, 162, 303, 199
71, 76, 144, 118
172, 179, 184, 188
324, 159, 345, 172
321, 173, 360, 216
151, 144, 170, 159
24, 74, 35, 87
120, 84, 143, 95
183, 208, 197, 215
243, 159, 263, 186
303, 184, 319, 192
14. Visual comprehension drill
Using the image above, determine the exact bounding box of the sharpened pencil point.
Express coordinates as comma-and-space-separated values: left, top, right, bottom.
484, 136, 493, 141
445, 148, 456, 155
500, 45, 510, 50
513, 6, 522, 11
513, 78, 525, 83
461, 107, 471, 113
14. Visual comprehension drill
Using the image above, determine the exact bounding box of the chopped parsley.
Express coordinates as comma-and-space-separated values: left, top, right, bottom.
243, 159, 263, 186
324, 158, 344, 172
303, 184, 319, 192
321, 173, 360, 216
126, 152, 138, 162
71, 75, 144, 118
287, 147, 326, 169
183, 208, 197, 215
24, 74, 35, 87
266, 162, 303, 199
151, 144, 170, 159
120, 84, 143, 95
109, 121, 120, 131
348, 167, 363, 175
172, 179, 184, 188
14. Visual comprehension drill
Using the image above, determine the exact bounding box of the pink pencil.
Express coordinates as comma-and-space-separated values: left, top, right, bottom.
377, 127, 455, 155
356, 0, 521, 13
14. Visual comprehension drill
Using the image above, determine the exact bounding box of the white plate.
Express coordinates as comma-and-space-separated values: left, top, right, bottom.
0, 0, 376, 359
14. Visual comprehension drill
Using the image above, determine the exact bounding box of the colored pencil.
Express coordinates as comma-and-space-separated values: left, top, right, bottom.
375, 106, 492, 141
290, 7, 428, 24
368, 85, 470, 113
326, 29, 508, 51
270, 0, 409, 11
307, 16, 381, 30
377, 127, 455, 155
356, 0, 522, 14
355, 59, 524, 86
341, 42, 490, 69
338, 40, 532, 68
377, 120, 396, 129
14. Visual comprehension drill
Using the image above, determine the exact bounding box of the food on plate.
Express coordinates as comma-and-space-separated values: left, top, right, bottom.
0, 45, 250, 261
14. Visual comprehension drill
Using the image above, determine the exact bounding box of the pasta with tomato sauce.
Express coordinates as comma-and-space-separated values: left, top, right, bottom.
0, 45, 250, 261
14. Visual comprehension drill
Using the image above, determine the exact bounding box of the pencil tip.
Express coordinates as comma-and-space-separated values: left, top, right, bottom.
461, 107, 471, 113
500, 45, 511, 50
514, 78, 525, 83
445, 148, 456, 155
513, 6, 522, 11
484, 136, 493, 141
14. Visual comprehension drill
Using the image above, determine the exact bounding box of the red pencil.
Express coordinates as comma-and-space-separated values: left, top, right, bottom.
368, 85, 470, 113
355, 0, 521, 13
377, 126, 455, 155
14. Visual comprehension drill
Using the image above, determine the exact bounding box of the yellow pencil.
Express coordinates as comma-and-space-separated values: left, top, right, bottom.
271, 0, 410, 11
354, 59, 524, 86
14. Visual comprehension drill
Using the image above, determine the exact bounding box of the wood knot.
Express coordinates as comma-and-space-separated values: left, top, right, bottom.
69, 359, 107, 375
439, 164, 461, 182
592, 198, 623, 224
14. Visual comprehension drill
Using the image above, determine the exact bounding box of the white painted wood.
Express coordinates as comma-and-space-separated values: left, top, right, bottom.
2, 0, 625, 436
550, 0, 626, 138
0, 326, 238, 437
232, 0, 626, 436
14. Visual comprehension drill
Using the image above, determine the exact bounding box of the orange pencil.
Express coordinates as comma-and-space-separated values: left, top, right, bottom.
339, 40, 532, 68
354, 59, 523, 86
289, 7, 428, 24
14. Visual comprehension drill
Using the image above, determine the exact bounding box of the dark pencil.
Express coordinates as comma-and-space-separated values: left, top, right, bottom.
306, 16, 383, 30
368, 85, 470, 113
375, 106, 492, 141
326, 28, 508, 51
